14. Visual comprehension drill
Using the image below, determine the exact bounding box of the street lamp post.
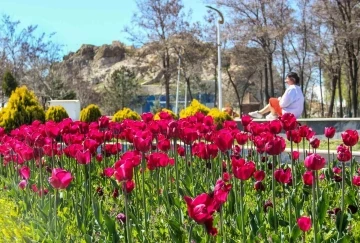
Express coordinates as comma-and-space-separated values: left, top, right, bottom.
206, 6, 224, 110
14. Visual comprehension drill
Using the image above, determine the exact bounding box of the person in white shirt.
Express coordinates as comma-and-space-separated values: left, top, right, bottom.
249, 72, 304, 120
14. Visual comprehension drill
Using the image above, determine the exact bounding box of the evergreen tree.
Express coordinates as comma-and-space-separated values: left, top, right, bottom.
2, 70, 18, 98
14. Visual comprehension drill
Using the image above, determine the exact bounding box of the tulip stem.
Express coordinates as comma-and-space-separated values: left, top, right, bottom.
327, 138, 331, 174
272, 155, 277, 233
239, 180, 245, 241
54, 189, 57, 238
350, 146, 353, 177
290, 139, 296, 187
302, 231, 306, 243
156, 169, 160, 206
124, 191, 132, 243
312, 170, 318, 243
39, 156, 44, 207
339, 164, 346, 238
188, 223, 194, 243
141, 153, 148, 233
220, 206, 225, 241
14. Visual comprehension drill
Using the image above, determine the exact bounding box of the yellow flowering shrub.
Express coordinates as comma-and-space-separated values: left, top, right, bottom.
45, 105, 69, 122
0, 197, 39, 242
80, 104, 102, 122
0, 86, 45, 132
179, 99, 210, 118
154, 108, 177, 120
208, 108, 233, 128
112, 107, 140, 122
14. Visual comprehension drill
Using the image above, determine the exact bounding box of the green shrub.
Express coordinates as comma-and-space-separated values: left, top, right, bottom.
0, 86, 45, 132
79, 104, 102, 122
45, 106, 69, 122
112, 107, 140, 122
179, 99, 210, 118
207, 108, 233, 129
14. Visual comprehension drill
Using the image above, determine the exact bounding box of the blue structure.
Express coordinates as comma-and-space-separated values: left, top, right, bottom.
137, 93, 216, 113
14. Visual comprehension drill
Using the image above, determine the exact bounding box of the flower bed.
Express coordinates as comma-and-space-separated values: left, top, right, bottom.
0, 113, 359, 242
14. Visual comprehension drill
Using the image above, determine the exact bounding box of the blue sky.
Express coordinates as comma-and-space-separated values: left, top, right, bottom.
1, 0, 208, 54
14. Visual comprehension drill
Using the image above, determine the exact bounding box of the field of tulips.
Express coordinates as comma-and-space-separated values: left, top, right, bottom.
0, 111, 360, 242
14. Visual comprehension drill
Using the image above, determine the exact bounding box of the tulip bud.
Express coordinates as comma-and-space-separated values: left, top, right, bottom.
116, 213, 126, 224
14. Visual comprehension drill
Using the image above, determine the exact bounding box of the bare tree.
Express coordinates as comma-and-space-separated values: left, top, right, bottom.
125, 0, 189, 109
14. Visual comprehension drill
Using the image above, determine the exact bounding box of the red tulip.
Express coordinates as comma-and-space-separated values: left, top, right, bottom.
306, 128, 316, 141
19, 166, 30, 180
291, 151, 300, 160
304, 153, 326, 171
96, 154, 103, 162
133, 130, 152, 152
114, 160, 134, 181
223, 172, 231, 182
254, 170, 265, 181
122, 180, 135, 193
274, 168, 292, 184
157, 134, 171, 152
241, 115, 252, 127
269, 120, 282, 134
146, 152, 174, 170
325, 127, 336, 138
280, 113, 297, 131
18, 180, 27, 190
98, 116, 110, 130
309, 136, 320, 149
298, 125, 309, 138
214, 129, 234, 152
254, 181, 265, 191
223, 120, 238, 130
286, 130, 302, 143
177, 145, 185, 157
184, 193, 217, 235
103, 168, 115, 177
120, 150, 141, 167
235, 131, 248, 145
75, 150, 91, 165
141, 112, 154, 123
337, 144, 351, 162
103, 143, 122, 156
232, 160, 256, 181
181, 127, 198, 145
167, 120, 179, 139
297, 216, 312, 232
265, 136, 286, 155
263, 200, 273, 212
48, 168, 72, 189
332, 167, 341, 174
341, 130, 359, 147
352, 176, 360, 186
213, 179, 232, 206
302, 171, 313, 186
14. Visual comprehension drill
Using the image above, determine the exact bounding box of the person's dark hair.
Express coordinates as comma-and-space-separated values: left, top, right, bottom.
286, 72, 300, 85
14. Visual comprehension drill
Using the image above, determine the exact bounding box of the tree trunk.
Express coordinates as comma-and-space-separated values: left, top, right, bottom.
328, 75, 337, 117
281, 41, 286, 93
268, 55, 274, 97
185, 77, 193, 101
226, 69, 241, 114
338, 68, 343, 118
319, 59, 324, 117
264, 62, 270, 103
